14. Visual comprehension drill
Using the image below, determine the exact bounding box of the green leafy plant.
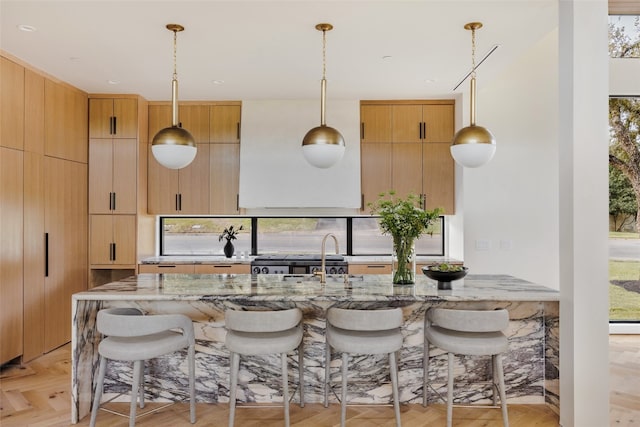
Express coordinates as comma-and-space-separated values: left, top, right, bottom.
218, 225, 244, 242
369, 191, 442, 284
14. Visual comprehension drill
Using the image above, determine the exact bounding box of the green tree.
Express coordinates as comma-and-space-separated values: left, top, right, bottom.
609, 18, 640, 233
609, 166, 637, 231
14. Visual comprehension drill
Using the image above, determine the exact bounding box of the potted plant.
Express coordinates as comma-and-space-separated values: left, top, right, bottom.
369, 191, 441, 284
219, 225, 244, 258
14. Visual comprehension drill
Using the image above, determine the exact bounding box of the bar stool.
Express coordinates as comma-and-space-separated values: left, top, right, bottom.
90, 307, 196, 427
423, 307, 510, 427
324, 307, 404, 427
225, 308, 304, 427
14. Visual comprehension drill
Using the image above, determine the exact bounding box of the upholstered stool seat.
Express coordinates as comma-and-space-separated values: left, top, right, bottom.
423, 307, 509, 427
90, 307, 196, 427
225, 308, 304, 427
324, 307, 404, 427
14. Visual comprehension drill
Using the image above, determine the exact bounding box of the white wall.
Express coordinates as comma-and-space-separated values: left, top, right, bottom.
460, 29, 560, 289
610, 57, 640, 95
239, 99, 361, 211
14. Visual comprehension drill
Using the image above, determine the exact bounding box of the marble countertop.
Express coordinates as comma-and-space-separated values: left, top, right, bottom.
74, 273, 559, 302
139, 255, 461, 265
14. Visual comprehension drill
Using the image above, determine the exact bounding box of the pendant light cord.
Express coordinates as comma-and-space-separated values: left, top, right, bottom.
172, 29, 178, 81
322, 28, 327, 80
470, 27, 476, 78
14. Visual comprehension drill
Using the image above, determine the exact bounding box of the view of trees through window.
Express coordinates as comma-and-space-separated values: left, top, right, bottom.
608, 15, 640, 323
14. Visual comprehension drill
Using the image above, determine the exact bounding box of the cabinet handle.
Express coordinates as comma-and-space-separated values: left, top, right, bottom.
361, 193, 365, 210
367, 265, 387, 269
109, 116, 114, 135
112, 192, 116, 211
45, 232, 49, 277
113, 116, 117, 135
422, 122, 427, 140
237, 122, 240, 140
110, 243, 116, 261
158, 265, 177, 268
361, 123, 365, 140
418, 122, 422, 139
109, 192, 116, 211
422, 193, 426, 209
175, 194, 180, 212
236, 194, 239, 211
178, 193, 182, 211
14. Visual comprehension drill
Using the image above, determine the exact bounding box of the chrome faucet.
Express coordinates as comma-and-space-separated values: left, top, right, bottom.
314, 233, 339, 284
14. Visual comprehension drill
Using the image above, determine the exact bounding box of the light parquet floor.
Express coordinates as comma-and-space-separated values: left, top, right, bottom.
1, 335, 637, 426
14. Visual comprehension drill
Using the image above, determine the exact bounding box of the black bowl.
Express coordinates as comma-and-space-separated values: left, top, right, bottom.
422, 266, 468, 290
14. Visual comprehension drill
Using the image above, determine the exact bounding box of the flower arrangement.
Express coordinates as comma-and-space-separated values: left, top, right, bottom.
369, 191, 441, 284
219, 225, 244, 242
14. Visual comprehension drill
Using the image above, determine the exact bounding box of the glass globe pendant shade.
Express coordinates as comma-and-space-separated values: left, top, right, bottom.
302, 125, 345, 168
152, 126, 197, 169
450, 125, 496, 168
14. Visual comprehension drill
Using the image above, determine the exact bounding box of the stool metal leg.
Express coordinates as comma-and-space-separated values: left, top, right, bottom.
298, 339, 305, 408
281, 353, 290, 427
89, 356, 107, 427
422, 339, 430, 407
188, 344, 196, 423
340, 353, 349, 427
138, 361, 145, 409
491, 355, 498, 406
130, 360, 142, 427
495, 355, 509, 427
228, 352, 240, 427
389, 351, 402, 427
324, 340, 330, 408
446, 352, 454, 427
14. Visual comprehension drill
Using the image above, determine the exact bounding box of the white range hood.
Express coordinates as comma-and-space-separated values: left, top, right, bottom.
238, 99, 361, 211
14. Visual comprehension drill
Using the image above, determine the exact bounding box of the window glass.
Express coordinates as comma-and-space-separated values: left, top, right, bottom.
161, 217, 251, 256
609, 15, 640, 58
351, 217, 444, 255
256, 218, 347, 254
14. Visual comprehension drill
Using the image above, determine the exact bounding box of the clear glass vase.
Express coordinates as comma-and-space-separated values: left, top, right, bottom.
392, 238, 416, 285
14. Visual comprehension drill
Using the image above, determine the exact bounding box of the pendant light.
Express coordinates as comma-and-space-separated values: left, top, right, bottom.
450, 22, 496, 168
152, 24, 197, 170
302, 23, 345, 169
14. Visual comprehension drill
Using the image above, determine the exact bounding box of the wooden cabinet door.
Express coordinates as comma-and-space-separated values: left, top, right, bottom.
90, 215, 113, 265
423, 104, 454, 142
210, 105, 241, 143
392, 143, 422, 200
112, 139, 137, 213
24, 69, 44, 154
148, 104, 172, 141
392, 105, 423, 143
0, 147, 24, 364
178, 143, 210, 214
23, 151, 45, 361
210, 143, 239, 214
423, 142, 455, 214
90, 98, 138, 139
89, 139, 113, 213
360, 143, 392, 212
360, 105, 392, 143
44, 80, 88, 163
180, 105, 210, 143
113, 215, 136, 265
44, 157, 87, 351
1, 57, 24, 150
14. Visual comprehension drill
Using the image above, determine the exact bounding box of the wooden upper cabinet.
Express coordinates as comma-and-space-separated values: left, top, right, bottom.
89, 138, 137, 214
360, 143, 392, 212
1, 57, 25, 150
423, 142, 455, 213
44, 79, 88, 163
180, 105, 210, 143
148, 104, 172, 141
360, 105, 392, 143
392, 143, 423, 200
89, 98, 138, 139
423, 104, 454, 142
210, 143, 240, 214
24, 69, 45, 154
210, 105, 241, 143
392, 105, 423, 143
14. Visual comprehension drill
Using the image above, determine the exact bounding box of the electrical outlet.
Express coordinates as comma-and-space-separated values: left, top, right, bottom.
475, 239, 491, 251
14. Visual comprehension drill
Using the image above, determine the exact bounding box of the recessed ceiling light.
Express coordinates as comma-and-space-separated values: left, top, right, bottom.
69, 56, 80, 61
17, 24, 37, 32
107, 80, 120, 85
212, 80, 225, 85
424, 78, 437, 84
382, 55, 392, 61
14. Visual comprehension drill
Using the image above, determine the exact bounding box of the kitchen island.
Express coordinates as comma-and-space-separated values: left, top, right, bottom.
71, 273, 559, 423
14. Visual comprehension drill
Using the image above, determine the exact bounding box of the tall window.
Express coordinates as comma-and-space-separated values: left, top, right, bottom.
608, 15, 640, 324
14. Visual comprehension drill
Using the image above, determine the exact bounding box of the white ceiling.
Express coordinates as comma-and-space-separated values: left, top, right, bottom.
0, 1, 557, 101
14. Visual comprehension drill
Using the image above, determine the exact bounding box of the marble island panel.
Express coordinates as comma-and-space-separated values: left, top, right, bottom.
71, 273, 559, 423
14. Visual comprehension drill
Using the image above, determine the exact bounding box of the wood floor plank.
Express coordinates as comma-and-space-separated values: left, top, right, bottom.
2, 335, 638, 426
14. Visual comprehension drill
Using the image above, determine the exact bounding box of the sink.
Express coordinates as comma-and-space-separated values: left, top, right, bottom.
281, 274, 364, 283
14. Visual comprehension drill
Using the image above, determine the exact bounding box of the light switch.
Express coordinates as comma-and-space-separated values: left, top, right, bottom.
475, 239, 491, 251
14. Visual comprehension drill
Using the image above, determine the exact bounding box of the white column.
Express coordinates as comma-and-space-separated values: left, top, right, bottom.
558, 1, 610, 426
